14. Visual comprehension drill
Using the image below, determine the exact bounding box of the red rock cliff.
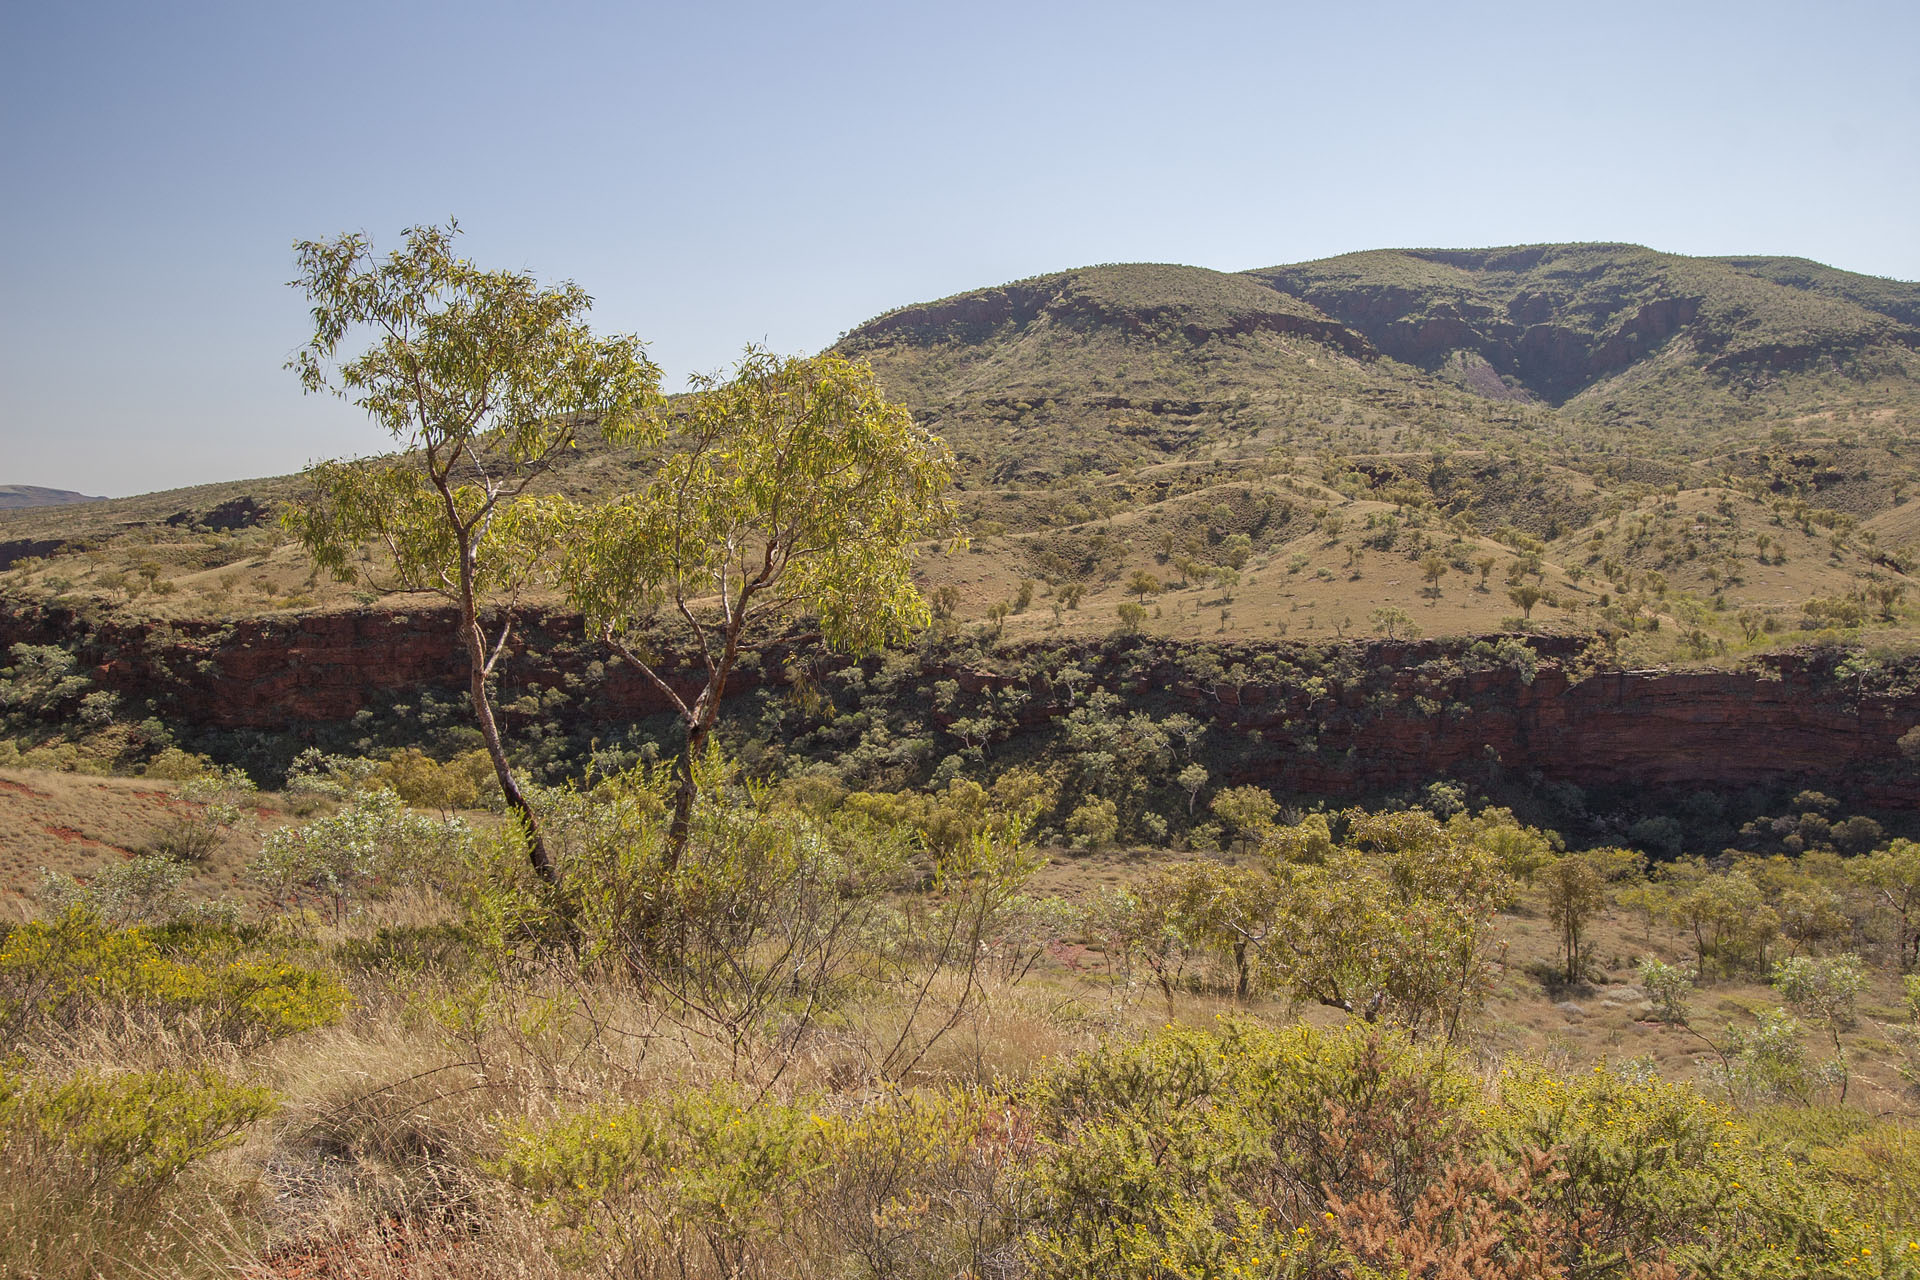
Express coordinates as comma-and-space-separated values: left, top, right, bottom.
3, 599, 1915, 807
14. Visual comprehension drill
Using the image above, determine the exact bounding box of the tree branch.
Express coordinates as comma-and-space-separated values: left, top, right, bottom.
604, 627, 694, 723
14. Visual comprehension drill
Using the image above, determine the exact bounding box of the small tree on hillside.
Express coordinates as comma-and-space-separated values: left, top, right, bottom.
1774, 953, 1867, 1100
1542, 853, 1607, 983
1176, 762, 1209, 814
1211, 784, 1279, 851
285, 223, 662, 883
1370, 606, 1418, 640
562, 347, 955, 866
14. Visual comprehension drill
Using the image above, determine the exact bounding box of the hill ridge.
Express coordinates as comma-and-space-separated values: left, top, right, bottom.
0, 485, 105, 510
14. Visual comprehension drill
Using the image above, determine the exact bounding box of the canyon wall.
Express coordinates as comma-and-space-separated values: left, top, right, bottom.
3, 598, 1916, 807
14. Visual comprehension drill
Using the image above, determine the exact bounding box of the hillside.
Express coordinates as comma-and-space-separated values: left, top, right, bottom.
2, 243, 1918, 662
8, 248, 1920, 1278
0, 484, 104, 510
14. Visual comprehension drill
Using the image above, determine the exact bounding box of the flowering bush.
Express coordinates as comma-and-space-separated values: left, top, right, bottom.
251, 787, 474, 919
0, 908, 347, 1044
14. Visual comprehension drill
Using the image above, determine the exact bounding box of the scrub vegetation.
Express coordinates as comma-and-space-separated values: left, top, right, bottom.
4, 231, 1920, 1275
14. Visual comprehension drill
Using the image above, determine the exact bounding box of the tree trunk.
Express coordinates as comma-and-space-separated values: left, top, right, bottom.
465, 615, 555, 884
663, 712, 708, 875
663, 630, 743, 875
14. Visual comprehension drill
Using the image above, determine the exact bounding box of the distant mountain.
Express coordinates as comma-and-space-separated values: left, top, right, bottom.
0, 485, 104, 510
837, 243, 1920, 483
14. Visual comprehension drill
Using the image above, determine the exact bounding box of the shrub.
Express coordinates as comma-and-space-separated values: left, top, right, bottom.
809, 1087, 1022, 1280
1065, 797, 1120, 849
1488, 1060, 1892, 1276
0, 643, 92, 722
1717, 1007, 1841, 1105
473, 768, 1041, 1080
144, 766, 258, 864
38, 854, 192, 926
1211, 784, 1279, 849
1261, 810, 1515, 1041
496, 1083, 821, 1278
252, 787, 475, 919
1637, 956, 1697, 1024
142, 746, 219, 781
0, 1064, 274, 1207
376, 746, 500, 812
1020, 1023, 1487, 1279
0, 1062, 275, 1277
0, 909, 347, 1045
1019, 1021, 1910, 1280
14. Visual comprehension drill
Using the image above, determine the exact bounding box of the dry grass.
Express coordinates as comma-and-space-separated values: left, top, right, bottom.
5, 450, 1914, 658
0, 767, 287, 919
1029, 845, 1920, 1111
916, 478, 1919, 655
3, 818, 1916, 1277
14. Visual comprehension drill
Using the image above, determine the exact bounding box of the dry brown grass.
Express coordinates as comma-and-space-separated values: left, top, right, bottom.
1027, 845, 1920, 1112
6, 454, 1914, 657
917, 477, 1920, 655
0, 767, 291, 919
3, 827, 1915, 1278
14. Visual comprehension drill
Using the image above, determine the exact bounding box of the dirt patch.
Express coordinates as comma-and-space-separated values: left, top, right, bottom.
39, 823, 118, 849
251, 1224, 476, 1279
0, 766, 286, 911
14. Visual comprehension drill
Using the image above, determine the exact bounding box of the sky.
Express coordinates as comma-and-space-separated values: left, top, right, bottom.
2, 0, 1917, 497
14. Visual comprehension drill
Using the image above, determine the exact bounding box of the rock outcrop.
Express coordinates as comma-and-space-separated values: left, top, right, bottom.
3, 598, 1916, 807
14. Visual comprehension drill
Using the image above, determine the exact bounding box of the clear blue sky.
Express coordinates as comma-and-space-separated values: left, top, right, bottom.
3, 0, 1916, 497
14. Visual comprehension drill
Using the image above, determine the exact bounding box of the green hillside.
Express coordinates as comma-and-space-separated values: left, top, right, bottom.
839, 243, 1920, 486
5, 244, 1920, 659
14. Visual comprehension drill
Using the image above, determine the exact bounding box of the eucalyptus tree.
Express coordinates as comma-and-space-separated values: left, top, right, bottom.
562, 347, 956, 866
284, 222, 662, 883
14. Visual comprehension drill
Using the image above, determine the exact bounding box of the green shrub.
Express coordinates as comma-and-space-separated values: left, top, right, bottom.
1019, 1021, 1920, 1280
810, 1086, 1019, 1279
251, 786, 475, 919
0, 908, 347, 1045
1065, 797, 1119, 848
1491, 1060, 1832, 1274
496, 1083, 821, 1278
472, 767, 1041, 1079
1020, 1022, 1476, 1278
374, 746, 500, 812
142, 746, 219, 780
0, 1064, 274, 1206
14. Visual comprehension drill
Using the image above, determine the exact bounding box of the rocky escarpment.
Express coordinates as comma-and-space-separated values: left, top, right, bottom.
1248, 244, 1920, 404
0, 601, 726, 731
842, 263, 1376, 359
4, 598, 1918, 809
1228, 648, 1920, 809
0, 538, 74, 571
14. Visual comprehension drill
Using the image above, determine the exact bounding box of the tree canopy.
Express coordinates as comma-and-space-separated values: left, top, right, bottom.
285, 222, 662, 880
561, 346, 956, 857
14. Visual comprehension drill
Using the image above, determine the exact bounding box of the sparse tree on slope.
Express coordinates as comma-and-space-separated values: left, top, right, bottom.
285, 223, 662, 883
1542, 853, 1606, 983
561, 347, 955, 867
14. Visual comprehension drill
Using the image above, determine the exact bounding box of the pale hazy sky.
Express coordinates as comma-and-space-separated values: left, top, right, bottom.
3, 0, 1916, 497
